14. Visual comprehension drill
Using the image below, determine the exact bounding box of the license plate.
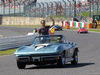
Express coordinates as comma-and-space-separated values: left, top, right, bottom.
32, 57, 40, 62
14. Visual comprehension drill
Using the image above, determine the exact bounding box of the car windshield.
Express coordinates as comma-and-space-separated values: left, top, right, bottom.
79, 27, 85, 29
32, 35, 63, 45
95, 16, 100, 21
55, 26, 60, 27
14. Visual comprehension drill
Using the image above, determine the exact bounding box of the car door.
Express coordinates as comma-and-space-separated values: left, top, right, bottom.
68, 43, 75, 57
65, 43, 73, 58
62, 36, 71, 58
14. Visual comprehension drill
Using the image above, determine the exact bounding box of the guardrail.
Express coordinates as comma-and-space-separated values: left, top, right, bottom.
0, 34, 37, 51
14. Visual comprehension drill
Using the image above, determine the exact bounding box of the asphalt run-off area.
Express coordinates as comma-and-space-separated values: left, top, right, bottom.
0, 26, 100, 75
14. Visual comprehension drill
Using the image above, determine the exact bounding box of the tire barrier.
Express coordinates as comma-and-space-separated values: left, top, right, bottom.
0, 34, 37, 51
87, 23, 92, 28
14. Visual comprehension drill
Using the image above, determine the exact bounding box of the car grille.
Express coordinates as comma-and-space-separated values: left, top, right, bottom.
18, 57, 30, 61
42, 57, 57, 61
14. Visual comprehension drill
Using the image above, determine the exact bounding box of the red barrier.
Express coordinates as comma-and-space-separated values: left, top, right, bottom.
65, 21, 70, 29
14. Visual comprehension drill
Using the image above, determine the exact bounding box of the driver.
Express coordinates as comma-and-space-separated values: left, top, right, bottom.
57, 37, 62, 43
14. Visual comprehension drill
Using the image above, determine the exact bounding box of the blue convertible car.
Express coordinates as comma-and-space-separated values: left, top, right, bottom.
14, 35, 79, 69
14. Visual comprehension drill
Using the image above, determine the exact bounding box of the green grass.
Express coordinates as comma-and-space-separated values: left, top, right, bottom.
0, 25, 41, 28
1, 25, 100, 32
77, 12, 90, 17
0, 48, 17, 56
88, 28, 100, 32
77, 11, 100, 17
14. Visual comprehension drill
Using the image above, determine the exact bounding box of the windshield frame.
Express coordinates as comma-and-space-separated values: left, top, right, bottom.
32, 35, 65, 45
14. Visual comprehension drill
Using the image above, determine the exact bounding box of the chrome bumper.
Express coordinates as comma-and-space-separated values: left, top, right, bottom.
17, 55, 62, 62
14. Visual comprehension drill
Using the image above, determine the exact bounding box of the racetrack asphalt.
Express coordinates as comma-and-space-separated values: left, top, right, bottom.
0, 26, 100, 75
0, 26, 34, 37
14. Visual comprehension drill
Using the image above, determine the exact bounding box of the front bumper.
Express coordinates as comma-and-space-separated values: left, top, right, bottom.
80, 31, 88, 33
16, 55, 62, 64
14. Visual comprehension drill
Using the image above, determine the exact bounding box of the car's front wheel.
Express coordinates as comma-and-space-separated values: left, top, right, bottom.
17, 62, 26, 69
71, 51, 78, 65
57, 52, 66, 67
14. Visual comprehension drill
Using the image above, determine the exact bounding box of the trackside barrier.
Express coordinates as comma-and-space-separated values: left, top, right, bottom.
0, 34, 38, 51
63, 21, 92, 28
87, 23, 92, 28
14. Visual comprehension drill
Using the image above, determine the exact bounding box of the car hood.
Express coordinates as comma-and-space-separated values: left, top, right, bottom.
78, 29, 87, 31
14, 43, 61, 55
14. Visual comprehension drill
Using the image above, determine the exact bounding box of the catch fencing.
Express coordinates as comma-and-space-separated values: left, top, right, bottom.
24, 1, 75, 18
0, 0, 100, 19
0, 34, 37, 51
76, 1, 100, 17
0, 0, 75, 18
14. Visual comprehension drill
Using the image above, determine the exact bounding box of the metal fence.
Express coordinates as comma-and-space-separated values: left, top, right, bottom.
0, 0, 75, 18
0, 0, 100, 18
76, 1, 100, 17
0, 34, 37, 51
90, 1, 100, 16
24, 1, 75, 18
0, 0, 37, 16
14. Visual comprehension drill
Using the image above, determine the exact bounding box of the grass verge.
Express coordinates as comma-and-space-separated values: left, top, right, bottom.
0, 48, 17, 56
77, 12, 90, 17
64, 27, 100, 32
1, 25, 100, 32
0, 25, 41, 28
77, 11, 100, 17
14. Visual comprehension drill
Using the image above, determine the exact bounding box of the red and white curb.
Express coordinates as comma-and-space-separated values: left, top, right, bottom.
63, 21, 88, 28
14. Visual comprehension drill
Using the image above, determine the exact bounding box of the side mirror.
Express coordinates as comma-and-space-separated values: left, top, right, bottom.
70, 42, 74, 45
